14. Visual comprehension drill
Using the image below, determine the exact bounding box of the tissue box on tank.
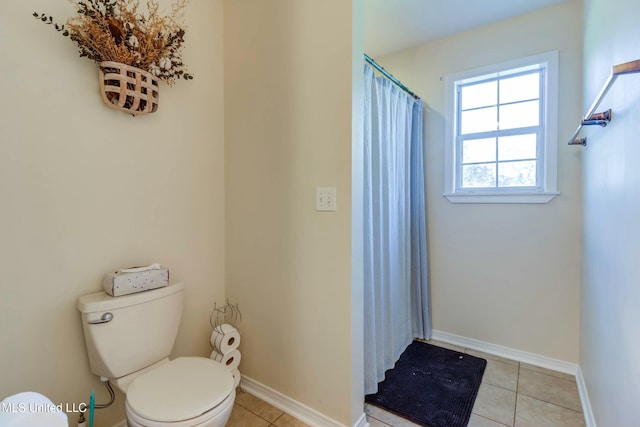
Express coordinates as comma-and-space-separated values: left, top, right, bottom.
103, 267, 169, 297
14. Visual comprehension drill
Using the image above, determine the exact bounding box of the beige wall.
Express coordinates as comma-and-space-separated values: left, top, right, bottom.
376, 0, 583, 362
0, 1, 224, 425
581, 0, 640, 425
224, 0, 355, 424
350, 0, 365, 423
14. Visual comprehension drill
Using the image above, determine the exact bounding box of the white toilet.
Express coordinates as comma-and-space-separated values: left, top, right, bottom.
77, 282, 235, 427
0, 392, 68, 427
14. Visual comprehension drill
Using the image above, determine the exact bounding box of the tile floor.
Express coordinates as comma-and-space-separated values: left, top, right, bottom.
229, 339, 585, 427
366, 340, 586, 427
227, 389, 310, 427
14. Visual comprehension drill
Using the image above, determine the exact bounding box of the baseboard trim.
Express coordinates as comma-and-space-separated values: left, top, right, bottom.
575, 366, 597, 427
353, 412, 371, 427
240, 376, 366, 427
431, 330, 578, 375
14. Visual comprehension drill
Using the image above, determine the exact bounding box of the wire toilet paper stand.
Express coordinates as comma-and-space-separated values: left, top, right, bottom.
209, 300, 242, 332
209, 301, 242, 388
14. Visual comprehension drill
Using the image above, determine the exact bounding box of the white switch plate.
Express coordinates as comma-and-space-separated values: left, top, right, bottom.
316, 187, 337, 211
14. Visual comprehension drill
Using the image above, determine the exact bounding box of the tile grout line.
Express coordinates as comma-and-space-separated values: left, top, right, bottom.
470, 346, 519, 427
517, 368, 586, 414
475, 414, 512, 427
369, 414, 393, 427
515, 394, 585, 415
519, 365, 576, 382
234, 400, 284, 425
467, 345, 515, 427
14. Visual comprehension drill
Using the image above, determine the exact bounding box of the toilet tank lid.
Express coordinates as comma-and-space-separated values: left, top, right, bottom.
126, 357, 234, 422
77, 282, 184, 313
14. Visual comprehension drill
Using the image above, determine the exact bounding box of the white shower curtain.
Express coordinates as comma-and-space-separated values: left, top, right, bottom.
363, 64, 430, 395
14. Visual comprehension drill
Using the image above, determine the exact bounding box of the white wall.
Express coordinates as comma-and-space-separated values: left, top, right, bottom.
0, 1, 224, 425
581, 0, 640, 425
224, 0, 356, 424
376, 0, 583, 362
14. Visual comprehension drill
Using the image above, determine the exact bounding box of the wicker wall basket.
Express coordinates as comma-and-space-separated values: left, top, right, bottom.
99, 61, 160, 115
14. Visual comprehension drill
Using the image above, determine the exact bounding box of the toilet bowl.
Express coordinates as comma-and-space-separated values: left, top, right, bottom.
0, 392, 68, 427
77, 283, 236, 426
123, 357, 235, 427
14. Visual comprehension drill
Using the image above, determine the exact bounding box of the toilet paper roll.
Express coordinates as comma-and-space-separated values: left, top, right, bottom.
231, 368, 241, 388
209, 349, 241, 370
210, 324, 241, 355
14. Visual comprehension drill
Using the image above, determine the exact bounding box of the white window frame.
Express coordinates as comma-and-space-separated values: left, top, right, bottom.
444, 51, 559, 204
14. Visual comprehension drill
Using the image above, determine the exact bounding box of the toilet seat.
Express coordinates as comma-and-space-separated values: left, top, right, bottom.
127, 357, 234, 423
125, 389, 235, 427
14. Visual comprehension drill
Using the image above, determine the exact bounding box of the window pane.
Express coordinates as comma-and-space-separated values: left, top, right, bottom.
498, 134, 537, 161
461, 81, 497, 110
462, 163, 496, 188
499, 100, 539, 130
499, 73, 540, 104
498, 160, 537, 187
462, 138, 496, 163
461, 107, 497, 134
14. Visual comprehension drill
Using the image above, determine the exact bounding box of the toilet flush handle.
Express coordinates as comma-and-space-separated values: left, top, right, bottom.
88, 312, 113, 324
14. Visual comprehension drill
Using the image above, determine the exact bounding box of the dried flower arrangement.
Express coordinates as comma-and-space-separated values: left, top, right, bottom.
34, 0, 193, 85
34, 0, 194, 115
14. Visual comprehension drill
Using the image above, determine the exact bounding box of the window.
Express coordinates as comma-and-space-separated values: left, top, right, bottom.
444, 52, 559, 203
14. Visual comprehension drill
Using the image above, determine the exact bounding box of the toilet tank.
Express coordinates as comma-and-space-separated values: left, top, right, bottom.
77, 282, 185, 379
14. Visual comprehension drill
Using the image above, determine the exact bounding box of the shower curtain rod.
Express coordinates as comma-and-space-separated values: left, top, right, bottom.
365, 53, 420, 100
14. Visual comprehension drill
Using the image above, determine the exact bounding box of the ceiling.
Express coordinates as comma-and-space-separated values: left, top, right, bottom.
364, 0, 572, 57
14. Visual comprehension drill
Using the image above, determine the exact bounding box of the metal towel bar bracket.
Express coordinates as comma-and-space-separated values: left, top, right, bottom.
569, 58, 640, 146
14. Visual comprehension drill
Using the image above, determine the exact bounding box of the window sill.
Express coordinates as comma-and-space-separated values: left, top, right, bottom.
443, 191, 559, 204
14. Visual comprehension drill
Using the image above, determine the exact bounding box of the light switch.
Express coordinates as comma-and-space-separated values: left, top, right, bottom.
316, 187, 337, 211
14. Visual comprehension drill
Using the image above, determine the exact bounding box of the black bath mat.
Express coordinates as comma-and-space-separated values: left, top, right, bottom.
365, 340, 486, 427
